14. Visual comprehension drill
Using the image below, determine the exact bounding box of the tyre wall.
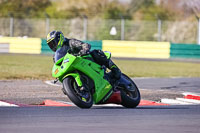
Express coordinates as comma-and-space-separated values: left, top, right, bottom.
0, 37, 41, 54
102, 40, 170, 59
170, 43, 200, 59
0, 37, 200, 59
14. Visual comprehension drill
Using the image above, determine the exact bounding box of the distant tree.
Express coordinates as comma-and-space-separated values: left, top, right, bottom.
129, 0, 174, 20
129, 0, 154, 13
103, 1, 131, 19
46, 0, 130, 19
0, 0, 51, 18
49, 0, 108, 18
159, 0, 200, 19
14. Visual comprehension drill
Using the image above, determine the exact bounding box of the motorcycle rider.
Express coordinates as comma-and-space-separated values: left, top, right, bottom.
46, 30, 121, 84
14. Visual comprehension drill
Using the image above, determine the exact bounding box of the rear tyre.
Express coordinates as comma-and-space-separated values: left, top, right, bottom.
120, 74, 141, 108
63, 77, 93, 108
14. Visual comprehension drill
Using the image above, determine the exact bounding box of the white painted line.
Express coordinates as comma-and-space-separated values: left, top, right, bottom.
56, 101, 75, 105
161, 98, 193, 105
176, 98, 200, 104
45, 80, 61, 87
0, 101, 19, 107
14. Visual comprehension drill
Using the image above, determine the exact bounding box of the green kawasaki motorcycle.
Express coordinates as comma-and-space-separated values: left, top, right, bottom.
52, 46, 141, 108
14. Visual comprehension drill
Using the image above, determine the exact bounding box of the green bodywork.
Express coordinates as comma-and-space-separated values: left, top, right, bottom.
52, 52, 112, 104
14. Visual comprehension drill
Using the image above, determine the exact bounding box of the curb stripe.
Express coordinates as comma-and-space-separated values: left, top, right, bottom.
139, 100, 169, 106
39, 100, 72, 107
161, 98, 193, 105
161, 92, 200, 105
182, 92, 200, 101
184, 95, 200, 100
176, 98, 200, 104
0, 101, 19, 107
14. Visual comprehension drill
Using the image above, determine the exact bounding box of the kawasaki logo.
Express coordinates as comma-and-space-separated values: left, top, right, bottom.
102, 91, 113, 103
105, 84, 112, 89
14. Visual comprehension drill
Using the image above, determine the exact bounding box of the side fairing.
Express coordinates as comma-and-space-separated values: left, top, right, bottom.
73, 59, 112, 103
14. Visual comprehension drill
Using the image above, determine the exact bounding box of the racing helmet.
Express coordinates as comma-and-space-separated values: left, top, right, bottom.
46, 31, 65, 52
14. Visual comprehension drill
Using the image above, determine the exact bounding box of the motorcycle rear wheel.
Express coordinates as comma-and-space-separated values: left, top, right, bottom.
120, 74, 141, 108
63, 77, 93, 108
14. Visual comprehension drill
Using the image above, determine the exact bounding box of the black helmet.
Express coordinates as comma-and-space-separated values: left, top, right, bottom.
46, 31, 65, 52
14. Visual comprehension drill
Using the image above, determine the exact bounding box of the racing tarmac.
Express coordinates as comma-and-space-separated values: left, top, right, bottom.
0, 78, 200, 133
0, 105, 200, 133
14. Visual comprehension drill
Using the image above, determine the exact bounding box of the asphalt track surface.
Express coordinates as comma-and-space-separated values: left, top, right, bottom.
1, 78, 200, 133
133, 77, 200, 93
0, 105, 200, 133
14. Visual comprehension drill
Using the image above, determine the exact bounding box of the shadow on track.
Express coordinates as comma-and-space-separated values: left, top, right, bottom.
91, 105, 190, 110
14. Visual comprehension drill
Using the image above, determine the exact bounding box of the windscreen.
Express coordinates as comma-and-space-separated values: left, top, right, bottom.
54, 45, 69, 63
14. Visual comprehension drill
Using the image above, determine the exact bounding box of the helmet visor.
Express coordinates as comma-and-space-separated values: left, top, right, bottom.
48, 40, 57, 52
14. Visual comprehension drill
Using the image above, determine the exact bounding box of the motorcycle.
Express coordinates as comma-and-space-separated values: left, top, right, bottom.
52, 45, 141, 108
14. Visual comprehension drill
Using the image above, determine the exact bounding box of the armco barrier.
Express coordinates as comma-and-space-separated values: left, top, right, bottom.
170, 43, 200, 58
0, 38, 102, 54
1, 37, 200, 60
84, 40, 102, 51
41, 39, 53, 54
0, 37, 41, 54
102, 40, 170, 59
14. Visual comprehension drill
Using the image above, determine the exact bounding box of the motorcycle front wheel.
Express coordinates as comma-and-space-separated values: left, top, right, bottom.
120, 74, 141, 108
63, 77, 93, 108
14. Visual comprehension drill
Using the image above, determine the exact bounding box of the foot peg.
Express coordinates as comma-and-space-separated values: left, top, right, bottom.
54, 78, 58, 84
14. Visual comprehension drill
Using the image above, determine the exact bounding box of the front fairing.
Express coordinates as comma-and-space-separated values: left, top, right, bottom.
52, 53, 76, 80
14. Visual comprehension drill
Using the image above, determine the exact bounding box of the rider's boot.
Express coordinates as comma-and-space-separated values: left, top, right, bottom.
90, 49, 121, 83
107, 59, 133, 92
107, 59, 122, 84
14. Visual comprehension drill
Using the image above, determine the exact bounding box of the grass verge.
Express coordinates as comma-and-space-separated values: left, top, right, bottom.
0, 54, 200, 80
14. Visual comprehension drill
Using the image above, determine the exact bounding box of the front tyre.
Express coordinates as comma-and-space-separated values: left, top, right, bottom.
63, 77, 93, 108
120, 74, 141, 108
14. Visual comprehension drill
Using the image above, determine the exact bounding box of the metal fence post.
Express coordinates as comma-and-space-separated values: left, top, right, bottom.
10, 17, 14, 37
83, 16, 88, 40
45, 17, 50, 36
157, 19, 162, 42
121, 18, 125, 40
197, 18, 200, 45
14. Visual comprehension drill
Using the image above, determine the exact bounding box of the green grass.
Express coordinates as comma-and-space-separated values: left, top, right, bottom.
115, 59, 200, 77
0, 54, 53, 80
0, 54, 200, 80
